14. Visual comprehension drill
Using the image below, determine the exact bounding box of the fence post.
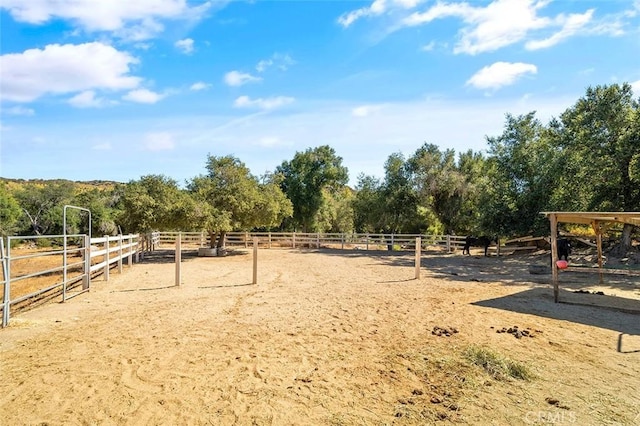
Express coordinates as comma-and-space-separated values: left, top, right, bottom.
1, 237, 10, 328
415, 237, 421, 279
118, 234, 123, 273
245, 232, 248, 248
175, 232, 182, 286
128, 235, 133, 266
341, 234, 345, 250
366, 234, 369, 251
252, 237, 258, 284
293, 232, 296, 249
316, 233, 320, 249
104, 235, 110, 281
83, 235, 91, 290
268, 232, 272, 249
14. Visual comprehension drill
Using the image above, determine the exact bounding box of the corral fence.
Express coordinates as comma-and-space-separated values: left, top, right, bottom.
2, 231, 536, 327
158, 232, 475, 252
0, 232, 160, 328
158, 232, 548, 254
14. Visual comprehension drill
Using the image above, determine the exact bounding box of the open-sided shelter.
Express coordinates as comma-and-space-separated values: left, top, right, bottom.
541, 212, 640, 303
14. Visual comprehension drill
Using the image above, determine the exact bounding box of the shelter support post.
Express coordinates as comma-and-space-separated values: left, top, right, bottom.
550, 214, 559, 303
592, 220, 604, 285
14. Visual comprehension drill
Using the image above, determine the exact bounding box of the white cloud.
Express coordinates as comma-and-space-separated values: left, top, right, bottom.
143, 132, 175, 151
123, 88, 165, 104
223, 71, 262, 87
526, 9, 594, 50
233, 95, 295, 110
631, 80, 640, 96
190, 82, 211, 91
68, 90, 110, 108
0, 0, 213, 40
352, 105, 383, 117
404, 0, 552, 55
256, 53, 296, 72
467, 62, 537, 90
3, 106, 35, 116
338, 0, 421, 27
0, 42, 141, 102
175, 38, 194, 54
421, 41, 436, 51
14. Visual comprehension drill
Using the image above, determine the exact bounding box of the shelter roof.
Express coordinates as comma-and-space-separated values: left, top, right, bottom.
541, 212, 640, 227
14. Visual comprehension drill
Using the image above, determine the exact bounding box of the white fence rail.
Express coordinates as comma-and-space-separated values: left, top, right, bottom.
0, 232, 157, 328
157, 231, 475, 252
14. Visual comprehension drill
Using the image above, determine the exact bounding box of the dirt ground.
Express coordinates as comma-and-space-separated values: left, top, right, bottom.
1, 247, 639, 425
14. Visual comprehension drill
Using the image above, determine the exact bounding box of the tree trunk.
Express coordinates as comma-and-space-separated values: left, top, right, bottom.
217, 231, 226, 249
209, 231, 217, 249
609, 223, 634, 257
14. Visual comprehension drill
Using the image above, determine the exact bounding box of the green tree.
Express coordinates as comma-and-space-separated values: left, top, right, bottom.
352, 174, 383, 233
552, 83, 640, 252
189, 155, 292, 250
277, 146, 349, 231
380, 153, 420, 233
116, 175, 193, 233
14, 181, 75, 235
407, 143, 467, 234
482, 113, 558, 237
0, 184, 22, 237
73, 188, 119, 236
315, 187, 355, 233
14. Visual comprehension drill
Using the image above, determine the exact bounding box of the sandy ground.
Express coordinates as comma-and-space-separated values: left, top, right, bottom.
1, 247, 639, 425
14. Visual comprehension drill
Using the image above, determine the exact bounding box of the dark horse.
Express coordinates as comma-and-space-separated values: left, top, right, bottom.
462, 235, 497, 256
557, 238, 571, 261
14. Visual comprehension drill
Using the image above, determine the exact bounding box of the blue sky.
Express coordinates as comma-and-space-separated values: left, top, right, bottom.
1, 0, 639, 187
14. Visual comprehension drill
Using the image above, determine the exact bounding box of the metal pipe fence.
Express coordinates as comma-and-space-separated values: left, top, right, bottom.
1, 233, 143, 328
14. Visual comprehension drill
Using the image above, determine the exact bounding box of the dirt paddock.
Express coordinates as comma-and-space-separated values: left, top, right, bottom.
1, 248, 639, 425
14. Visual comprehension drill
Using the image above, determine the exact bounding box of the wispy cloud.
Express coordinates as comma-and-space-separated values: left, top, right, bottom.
467, 62, 537, 90
223, 70, 262, 87
123, 88, 165, 104
174, 38, 194, 54
68, 90, 111, 108
92, 142, 112, 151
404, 0, 551, 55
256, 53, 296, 72
190, 81, 211, 91
526, 9, 594, 50
338, 0, 422, 27
343, 0, 625, 55
143, 131, 174, 151
3, 105, 35, 116
233, 95, 295, 110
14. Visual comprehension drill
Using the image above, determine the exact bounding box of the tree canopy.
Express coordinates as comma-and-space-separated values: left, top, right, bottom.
1, 83, 638, 252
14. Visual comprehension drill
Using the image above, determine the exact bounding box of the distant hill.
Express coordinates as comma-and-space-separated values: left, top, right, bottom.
0, 178, 122, 192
